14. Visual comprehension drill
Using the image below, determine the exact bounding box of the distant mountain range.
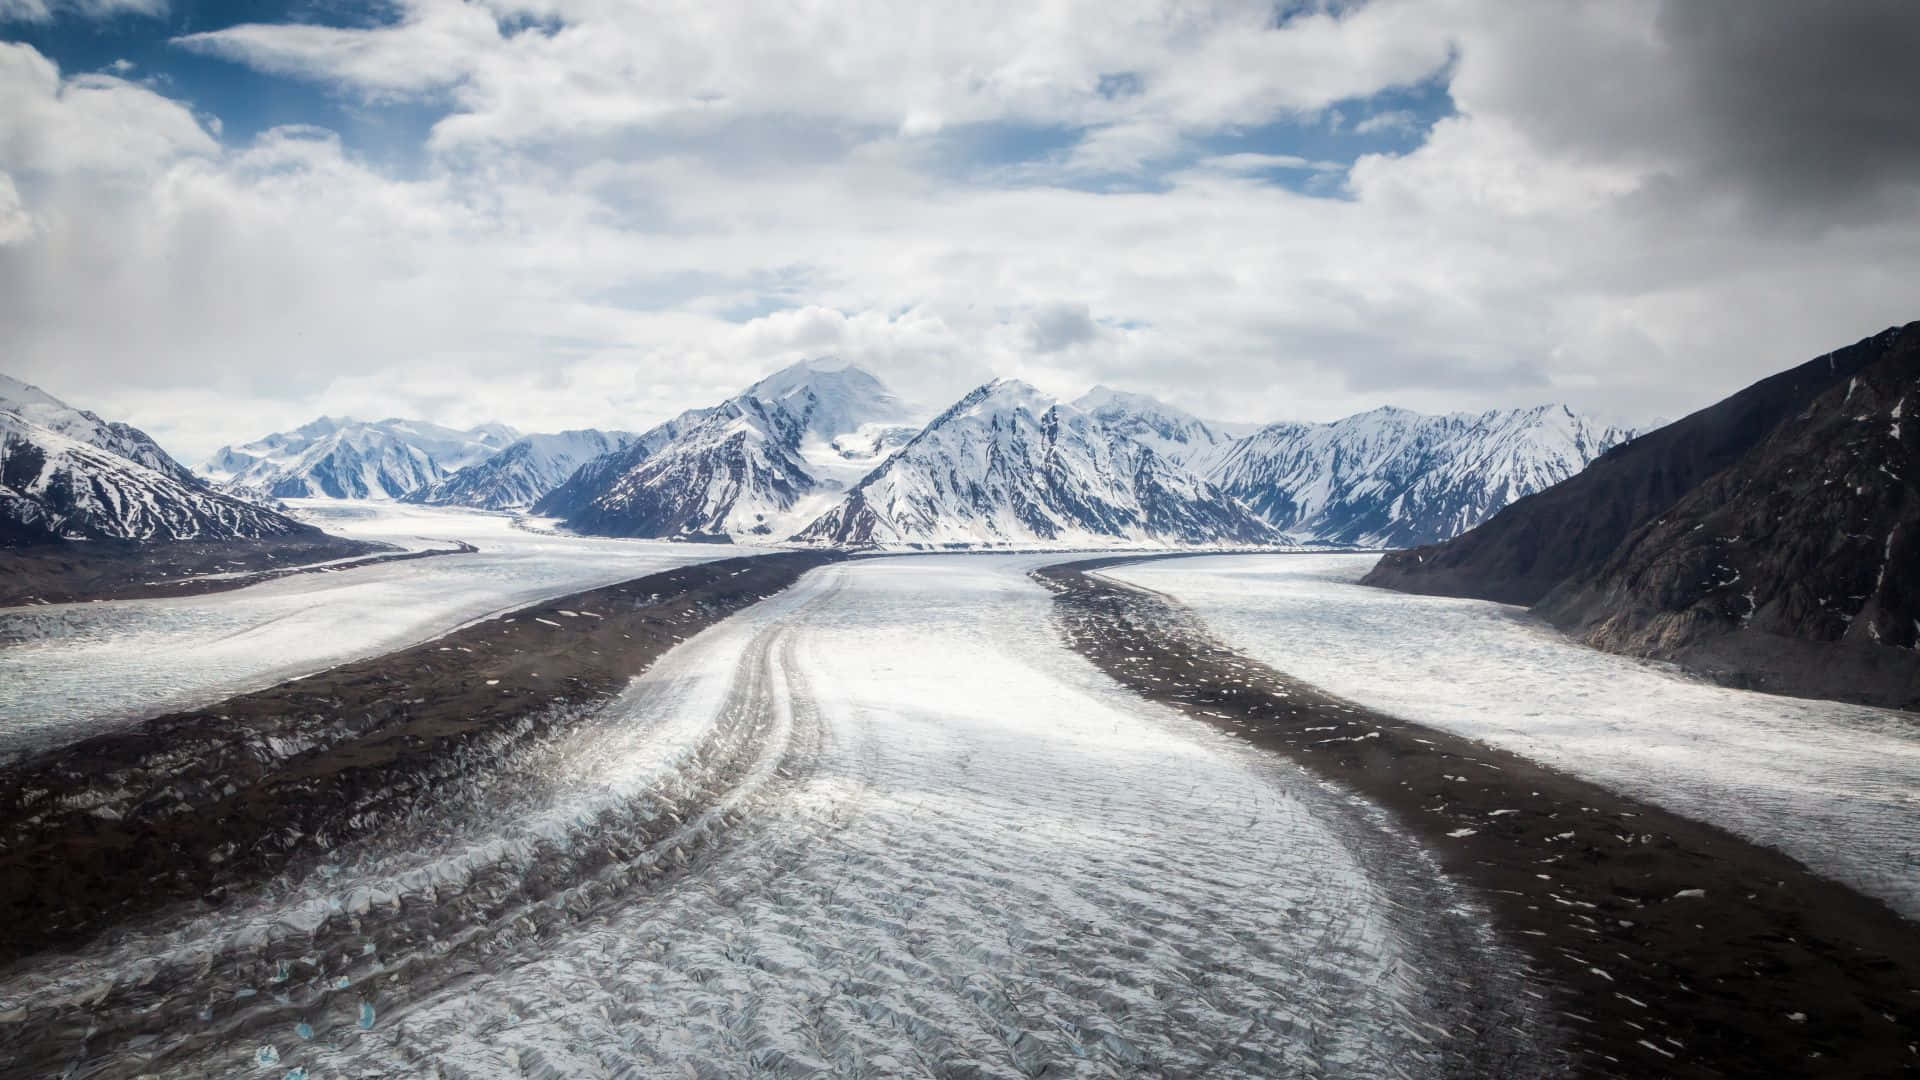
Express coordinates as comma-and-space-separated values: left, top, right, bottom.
0, 375, 313, 546
406, 429, 636, 512
192, 360, 1633, 550
794, 379, 1276, 548
1213, 404, 1633, 548
1366, 321, 1919, 710
204, 417, 519, 499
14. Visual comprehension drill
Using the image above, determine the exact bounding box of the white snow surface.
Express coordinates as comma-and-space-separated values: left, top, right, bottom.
1101, 553, 1920, 917
0, 502, 751, 753
0, 555, 1538, 1076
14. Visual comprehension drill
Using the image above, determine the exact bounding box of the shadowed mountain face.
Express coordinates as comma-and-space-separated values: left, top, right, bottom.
1365, 322, 1920, 709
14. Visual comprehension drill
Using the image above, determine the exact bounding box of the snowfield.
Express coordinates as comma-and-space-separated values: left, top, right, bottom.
0, 555, 1548, 1077
0, 502, 750, 755
1099, 553, 1920, 918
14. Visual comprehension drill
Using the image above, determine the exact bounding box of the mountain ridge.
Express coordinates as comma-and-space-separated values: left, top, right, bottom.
791, 378, 1279, 549
205, 417, 519, 500
1364, 321, 1920, 709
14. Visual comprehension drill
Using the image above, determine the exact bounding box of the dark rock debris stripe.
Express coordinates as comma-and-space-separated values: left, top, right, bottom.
0, 550, 841, 969
1035, 556, 1920, 1080
0, 533, 474, 608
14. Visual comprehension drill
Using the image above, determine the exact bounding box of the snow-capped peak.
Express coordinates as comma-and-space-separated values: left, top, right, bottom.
1208, 403, 1634, 546
744, 358, 914, 441
791, 379, 1276, 549
0, 372, 199, 486
205, 417, 519, 500
0, 378, 310, 544
1071, 384, 1247, 472
408, 428, 637, 511
534, 362, 921, 540
0, 373, 72, 414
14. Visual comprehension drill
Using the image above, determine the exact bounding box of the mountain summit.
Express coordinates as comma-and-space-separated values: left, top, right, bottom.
533, 359, 920, 539
791, 379, 1277, 548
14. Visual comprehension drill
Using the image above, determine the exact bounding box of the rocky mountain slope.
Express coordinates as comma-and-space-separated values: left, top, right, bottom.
535, 360, 917, 540
1366, 322, 1920, 709
1211, 405, 1632, 548
205, 417, 518, 499
1, 375, 203, 488
791, 379, 1278, 548
1, 379, 314, 546
405, 429, 634, 511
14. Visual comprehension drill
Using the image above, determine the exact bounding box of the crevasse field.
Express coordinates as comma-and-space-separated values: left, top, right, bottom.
0, 504, 746, 755
1100, 554, 1920, 918
0, 546, 1548, 1077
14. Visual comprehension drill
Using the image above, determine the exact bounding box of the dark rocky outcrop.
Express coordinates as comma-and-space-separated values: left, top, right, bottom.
1363, 322, 1920, 709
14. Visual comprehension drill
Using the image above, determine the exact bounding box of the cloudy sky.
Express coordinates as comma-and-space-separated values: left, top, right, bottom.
2, 0, 1917, 462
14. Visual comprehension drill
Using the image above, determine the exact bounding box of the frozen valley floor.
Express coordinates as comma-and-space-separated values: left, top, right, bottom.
0, 546, 1915, 1077
1043, 556, 1920, 1078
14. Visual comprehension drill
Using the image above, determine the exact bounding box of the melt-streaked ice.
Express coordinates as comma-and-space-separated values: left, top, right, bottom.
0, 555, 1547, 1077
1099, 553, 1920, 917
0, 502, 749, 755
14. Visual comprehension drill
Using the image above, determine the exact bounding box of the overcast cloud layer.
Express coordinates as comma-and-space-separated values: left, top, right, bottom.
2, 0, 1918, 461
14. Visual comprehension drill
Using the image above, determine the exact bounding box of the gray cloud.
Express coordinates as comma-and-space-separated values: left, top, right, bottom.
4, 2, 1919, 463
1660, 1, 1920, 218
1026, 302, 1101, 353
1461, 1, 1920, 223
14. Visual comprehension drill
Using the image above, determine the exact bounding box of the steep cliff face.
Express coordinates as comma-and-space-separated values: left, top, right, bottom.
1363, 322, 1920, 709
1536, 326, 1920, 707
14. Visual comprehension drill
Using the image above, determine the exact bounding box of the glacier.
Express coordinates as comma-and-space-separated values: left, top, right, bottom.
1100, 553, 1920, 917
0, 502, 755, 754
0, 554, 1551, 1077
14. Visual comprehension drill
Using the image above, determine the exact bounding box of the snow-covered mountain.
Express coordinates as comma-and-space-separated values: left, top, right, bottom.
1, 374, 202, 488
1072, 386, 1252, 473
535, 359, 919, 539
205, 417, 519, 500
405, 429, 636, 511
1, 379, 311, 545
1210, 404, 1633, 547
792, 379, 1278, 549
